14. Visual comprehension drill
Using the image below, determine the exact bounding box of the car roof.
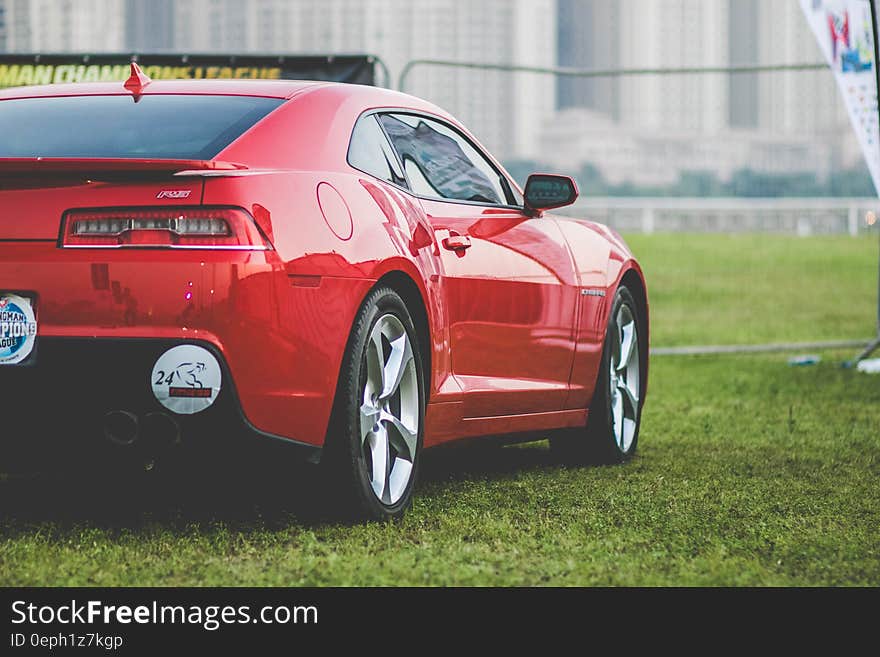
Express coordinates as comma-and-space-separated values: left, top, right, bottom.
0, 79, 453, 117
0, 78, 456, 126
0, 78, 328, 100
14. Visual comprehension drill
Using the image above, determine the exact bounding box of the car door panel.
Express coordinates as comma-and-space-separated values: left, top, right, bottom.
424, 200, 579, 418
376, 110, 580, 421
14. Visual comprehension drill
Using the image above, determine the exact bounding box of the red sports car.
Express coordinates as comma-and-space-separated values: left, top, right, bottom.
0, 65, 648, 520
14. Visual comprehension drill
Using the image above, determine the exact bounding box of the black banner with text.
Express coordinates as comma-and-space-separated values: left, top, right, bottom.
0, 53, 376, 89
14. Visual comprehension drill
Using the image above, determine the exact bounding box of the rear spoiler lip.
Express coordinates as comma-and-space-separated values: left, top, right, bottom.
173, 168, 287, 178
0, 158, 249, 174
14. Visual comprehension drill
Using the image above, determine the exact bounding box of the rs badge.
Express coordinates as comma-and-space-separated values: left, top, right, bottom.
157, 190, 192, 199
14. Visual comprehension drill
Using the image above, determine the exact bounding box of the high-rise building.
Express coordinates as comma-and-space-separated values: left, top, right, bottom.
728, 0, 760, 129
554, 0, 848, 138
755, 0, 847, 135
0, 0, 34, 52
126, 0, 174, 52
544, 0, 858, 184
557, 0, 620, 118
173, 0, 247, 53
616, 0, 729, 134
555, 0, 729, 133
0, 0, 124, 52
0, 0, 7, 52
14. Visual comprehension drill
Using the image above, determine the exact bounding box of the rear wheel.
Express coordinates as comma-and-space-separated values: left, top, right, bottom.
324, 287, 424, 521
551, 285, 645, 463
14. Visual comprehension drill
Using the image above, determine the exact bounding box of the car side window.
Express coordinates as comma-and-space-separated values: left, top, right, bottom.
377, 113, 515, 206
347, 114, 408, 188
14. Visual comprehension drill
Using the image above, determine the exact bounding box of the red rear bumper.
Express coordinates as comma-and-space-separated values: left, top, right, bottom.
0, 242, 372, 447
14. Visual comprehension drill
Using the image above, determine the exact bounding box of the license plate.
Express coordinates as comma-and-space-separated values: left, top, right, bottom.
0, 293, 38, 365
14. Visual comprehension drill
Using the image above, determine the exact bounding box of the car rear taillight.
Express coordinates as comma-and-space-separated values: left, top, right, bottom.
61, 207, 270, 250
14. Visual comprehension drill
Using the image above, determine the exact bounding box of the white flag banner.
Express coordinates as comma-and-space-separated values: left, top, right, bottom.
801, 0, 880, 196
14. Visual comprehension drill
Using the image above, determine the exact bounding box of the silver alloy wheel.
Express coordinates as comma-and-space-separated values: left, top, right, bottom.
609, 304, 640, 452
359, 313, 419, 505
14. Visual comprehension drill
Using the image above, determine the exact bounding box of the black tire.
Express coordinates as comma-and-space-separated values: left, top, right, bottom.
551, 284, 646, 464
323, 286, 425, 521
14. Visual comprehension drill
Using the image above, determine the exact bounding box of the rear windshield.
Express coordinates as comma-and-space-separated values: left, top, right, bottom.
0, 94, 284, 159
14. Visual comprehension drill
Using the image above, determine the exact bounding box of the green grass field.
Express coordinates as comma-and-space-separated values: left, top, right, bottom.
1, 233, 878, 586
625, 233, 878, 345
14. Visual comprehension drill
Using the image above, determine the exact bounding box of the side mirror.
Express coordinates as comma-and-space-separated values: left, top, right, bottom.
523, 174, 579, 216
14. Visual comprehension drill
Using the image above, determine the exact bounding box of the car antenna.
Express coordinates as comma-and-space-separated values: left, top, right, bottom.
124, 61, 151, 100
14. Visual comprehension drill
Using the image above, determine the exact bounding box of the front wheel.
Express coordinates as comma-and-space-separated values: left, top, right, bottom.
324, 287, 425, 521
551, 284, 645, 464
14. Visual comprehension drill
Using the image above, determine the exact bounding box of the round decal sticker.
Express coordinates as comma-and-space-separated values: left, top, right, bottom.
0, 294, 37, 365
151, 345, 222, 415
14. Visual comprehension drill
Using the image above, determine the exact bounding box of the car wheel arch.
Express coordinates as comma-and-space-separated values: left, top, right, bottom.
606, 265, 650, 398
367, 270, 433, 405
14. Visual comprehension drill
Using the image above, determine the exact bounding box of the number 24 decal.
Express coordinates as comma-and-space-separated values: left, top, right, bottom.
154, 362, 207, 388
154, 370, 177, 386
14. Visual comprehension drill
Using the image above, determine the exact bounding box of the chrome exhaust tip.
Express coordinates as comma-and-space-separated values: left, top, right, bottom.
141, 412, 181, 451
103, 410, 139, 447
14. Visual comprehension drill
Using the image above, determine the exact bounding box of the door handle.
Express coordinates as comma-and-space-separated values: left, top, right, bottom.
442, 233, 471, 252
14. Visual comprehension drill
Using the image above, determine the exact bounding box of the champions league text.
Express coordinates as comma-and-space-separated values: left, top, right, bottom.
0, 311, 36, 350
